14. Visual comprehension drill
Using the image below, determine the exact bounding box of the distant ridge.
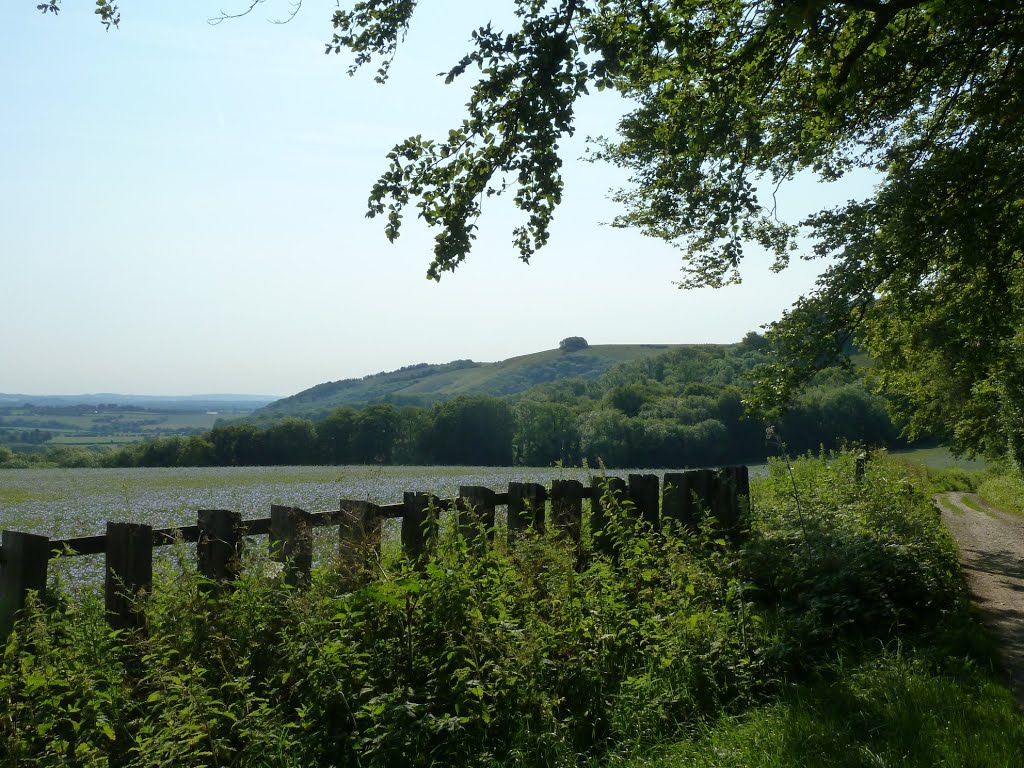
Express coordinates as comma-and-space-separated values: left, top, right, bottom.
256, 344, 683, 419
0, 393, 279, 410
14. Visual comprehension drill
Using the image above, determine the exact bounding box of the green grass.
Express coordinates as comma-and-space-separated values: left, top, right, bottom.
958, 493, 988, 515
888, 447, 988, 493
0, 488, 60, 505
140, 412, 240, 430
619, 651, 1023, 767
889, 445, 989, 470
49, 436, 140, 446
977, 472, 1024, 516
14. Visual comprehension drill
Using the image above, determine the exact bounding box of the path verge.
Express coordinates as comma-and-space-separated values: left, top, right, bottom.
936, 491, 1024, 709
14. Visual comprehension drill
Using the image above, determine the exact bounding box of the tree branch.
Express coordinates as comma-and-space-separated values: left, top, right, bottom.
209, 0, 303, 26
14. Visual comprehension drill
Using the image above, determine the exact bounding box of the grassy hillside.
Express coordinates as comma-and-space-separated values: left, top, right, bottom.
256, 344, 681, 419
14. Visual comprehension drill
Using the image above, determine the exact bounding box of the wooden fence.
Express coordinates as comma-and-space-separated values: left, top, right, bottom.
0, 466, 749, 634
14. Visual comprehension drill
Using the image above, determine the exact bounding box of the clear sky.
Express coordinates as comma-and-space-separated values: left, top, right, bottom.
2, 1, 871, 397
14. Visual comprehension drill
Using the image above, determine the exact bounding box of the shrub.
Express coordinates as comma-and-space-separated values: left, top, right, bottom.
745, 451, 962, 659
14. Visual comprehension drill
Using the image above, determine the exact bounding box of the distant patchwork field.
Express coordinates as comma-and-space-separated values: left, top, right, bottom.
0, 404, 259, 451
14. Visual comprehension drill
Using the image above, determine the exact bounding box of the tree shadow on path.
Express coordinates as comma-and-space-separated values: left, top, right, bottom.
937, 493, 1024, 710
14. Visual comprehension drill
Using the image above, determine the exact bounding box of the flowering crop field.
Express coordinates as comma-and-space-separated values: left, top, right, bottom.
0, 465, 617, 540
0, 465, 617, 588
0, 463, 771, 588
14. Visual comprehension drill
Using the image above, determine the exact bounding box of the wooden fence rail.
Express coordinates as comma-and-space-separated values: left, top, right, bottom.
0, 466, 749, 634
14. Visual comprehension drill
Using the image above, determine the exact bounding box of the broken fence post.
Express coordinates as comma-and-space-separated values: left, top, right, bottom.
628, 473, 661, 532
402, 492, 439, 563
458, 485, 496, 550
550, 479, 585, 544
339, 500, 383, 568
590, 475, 627, 555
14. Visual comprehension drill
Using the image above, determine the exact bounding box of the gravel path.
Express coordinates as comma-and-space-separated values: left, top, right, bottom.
936, 492, 1024, 708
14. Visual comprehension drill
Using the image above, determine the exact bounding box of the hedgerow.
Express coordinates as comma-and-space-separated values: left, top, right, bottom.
0, 452, 971, 766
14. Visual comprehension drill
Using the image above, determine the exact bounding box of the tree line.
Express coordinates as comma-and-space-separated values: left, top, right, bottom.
2, 338, 906, 470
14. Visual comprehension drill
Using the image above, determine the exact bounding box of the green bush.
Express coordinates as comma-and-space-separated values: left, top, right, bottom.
746, 452, 962, 657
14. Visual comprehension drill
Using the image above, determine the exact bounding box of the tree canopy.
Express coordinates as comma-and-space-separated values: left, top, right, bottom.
46, 0, 1024, 466
559, 336, 589, 352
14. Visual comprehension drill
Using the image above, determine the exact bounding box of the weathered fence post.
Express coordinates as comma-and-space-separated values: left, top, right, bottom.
590, 476, 627, 555
628, 473, 661, 532
715, 466, 750, 543
665, 469, 717, 534
507, 482, 547, 542
402, 492, 439, 562
197, 510, 243, 584
856, 454, 867, 482
662, 472, 694, 531
458, 486, 496, 549
269, 505, 313, 586
0, 530, 50, 636
338, 500, 382, 568
550, 479, 585, 544
690, 469, 718, 529
105, 523, 153, 631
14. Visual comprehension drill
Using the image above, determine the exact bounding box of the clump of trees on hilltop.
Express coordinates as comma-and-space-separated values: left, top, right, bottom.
559, 337, 589, 352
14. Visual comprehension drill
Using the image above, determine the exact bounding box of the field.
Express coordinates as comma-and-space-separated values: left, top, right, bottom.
0, 449, 980, 542
0, 402, 265, 452
0, 464, 700, 541
0, 463, 768, 587
889, 445, 990, 469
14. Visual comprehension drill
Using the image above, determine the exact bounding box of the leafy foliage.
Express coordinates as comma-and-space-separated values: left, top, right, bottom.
323, 1, 1022, 466
38, 0, 120, 30
2, 453, 999, 765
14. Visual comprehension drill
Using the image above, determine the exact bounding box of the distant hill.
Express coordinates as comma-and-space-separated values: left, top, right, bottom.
0, 394, 279, 411
0, 394, 281, 453
255, 344, 681, 419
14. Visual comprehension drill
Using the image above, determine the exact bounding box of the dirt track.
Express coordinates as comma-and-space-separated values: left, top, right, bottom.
936, 492, 1024, 708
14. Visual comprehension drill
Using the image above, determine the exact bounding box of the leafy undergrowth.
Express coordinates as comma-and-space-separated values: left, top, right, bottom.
2, 452, 1021, 766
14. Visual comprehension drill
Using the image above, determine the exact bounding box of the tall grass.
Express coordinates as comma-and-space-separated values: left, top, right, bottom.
617, 650, 1023, 767
889, 453, 984, 493
1, 452, 1021, 766
977, 472, 1024, 515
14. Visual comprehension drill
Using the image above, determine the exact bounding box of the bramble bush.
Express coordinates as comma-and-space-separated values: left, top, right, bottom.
0, 452, 968, 766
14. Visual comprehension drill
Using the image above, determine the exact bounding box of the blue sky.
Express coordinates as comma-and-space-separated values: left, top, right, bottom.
2, 1, 872, 396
